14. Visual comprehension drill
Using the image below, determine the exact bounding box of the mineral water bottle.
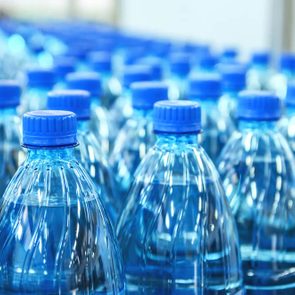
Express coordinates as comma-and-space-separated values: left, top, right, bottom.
218, 64, 247, 125
47, 89, 119, 224
88, 51, 119, 109
108, 65, 152, 148
110, 81, 169, 210
0, 80, 25, 196
22, 68, 56, 112
0, 110, 125, 294
188, 74, 235, 163
268, 53, 295, 98
168, 52, 191, 100
217, 91, 295, 294
117, 100, 244, 294
247, 52, 271, 90
53, 56, 76, 89
279, 82, 295, 154
66, 71, 110, 154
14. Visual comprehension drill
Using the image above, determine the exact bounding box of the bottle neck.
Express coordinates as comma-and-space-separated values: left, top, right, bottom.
132, 108, 153, 118
91, 96, 101, 107
0, 107, 17, 117
286, 106, 295, 117
77, 119, 91, 131
27, 146, 75, 160
238, 120, 278, 131
156, 133, 199, 145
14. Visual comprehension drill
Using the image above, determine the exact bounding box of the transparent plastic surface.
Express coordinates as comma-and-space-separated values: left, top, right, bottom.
199, 100, 235, 163
279, 109, 295, 155
267, 71, 293, 99
0, 109, 25, 197
110, 110, 155, 210
218, 91, 239, 126
0, 147, 125, 294
90, 100, 110, 154
117, 134, 244, 294
21, 87, 51, 113
247, 66, 272, 91
76, 121, 119, 224
217, 121, 295, 294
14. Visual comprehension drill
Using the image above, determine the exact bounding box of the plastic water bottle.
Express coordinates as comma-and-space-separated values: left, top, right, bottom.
168, 52, 191, 100
47, 90, 120, 224
22, 68, 56, 113
217, 91, 295, 294
220, 47, 238, 63
218, 64, 247, 125
110, 81, 169, 210
53, 56, 76, 89
0, 110, 125, 294
188, 74, 235, 163
196, 53, 219, 74
66, 71, 110, 154
268, 53, 295, 98
88, 51, 120, 109
279, 82, 295, 154
137, 56, 165, 80
247, 52, 271, 90
117, 100, 244, 294
0, 80, 25, 197
108, 65, 152, 148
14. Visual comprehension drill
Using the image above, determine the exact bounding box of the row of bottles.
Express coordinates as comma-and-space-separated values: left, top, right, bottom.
0, 18, 293, 294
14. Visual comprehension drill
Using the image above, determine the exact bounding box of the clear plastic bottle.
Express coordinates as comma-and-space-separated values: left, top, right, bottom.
268, 53, 295, 99
188, 74, 235, 163
117, 100, 244, 294
0, 110, 126, 294
66, 71, 110, 154
22, 68, 56, 113
247, 52, 272, 90
88, 51, 120, 109
217, 91, 295, 294
279, 82, 295, 154
167, 52, 192, 100
47, 90, 120, 224
0, 80, 25, 196
108, 65, 152, 149
218, 64, 247, 125
110, 81, 169, 211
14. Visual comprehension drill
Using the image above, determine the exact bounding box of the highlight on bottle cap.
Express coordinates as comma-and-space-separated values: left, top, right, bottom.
47, 90, 91, 120
153, 100, 201, 133
131, 81, 169, 110
0, 80, 21, 108
23, 110, 77, 147
66, 71, 102, 97
237, 91, 282, 121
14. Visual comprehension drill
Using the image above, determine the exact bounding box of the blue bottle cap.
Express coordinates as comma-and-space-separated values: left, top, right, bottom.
27, 68, 56, 88
122, 65, 153, 88
237, 91, 282, 121
169, 53, 191, 76
66, 72, 102, 97
286, 81, 295, 107
188, 74, 221, 100
251, 52, 270, 66
88, 51, 112, 73
131, 81, 169, 110
153, 100, 201, 133
280, 53, 295, 72
47, 90, 91, 120
219, 64, 247, 92
23, 110, 77, 147
0, 80, 21, 108
221, 48, 238, 59
199, 54, 219, 70
54, 57, 76, 79
137, 57, 164, 80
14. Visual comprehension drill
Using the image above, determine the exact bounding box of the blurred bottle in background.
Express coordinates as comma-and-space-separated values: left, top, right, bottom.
66, 71, 110, 154
187, 74, 235, 163
218, 91, 295, 294
53, 56, 76, 89
279, 82, 295, 154
110, 81, 169, 211
0, 80, 25, 197
47, 90, 120, 225
21, 67, 55, 113
117, 100, 244, 294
